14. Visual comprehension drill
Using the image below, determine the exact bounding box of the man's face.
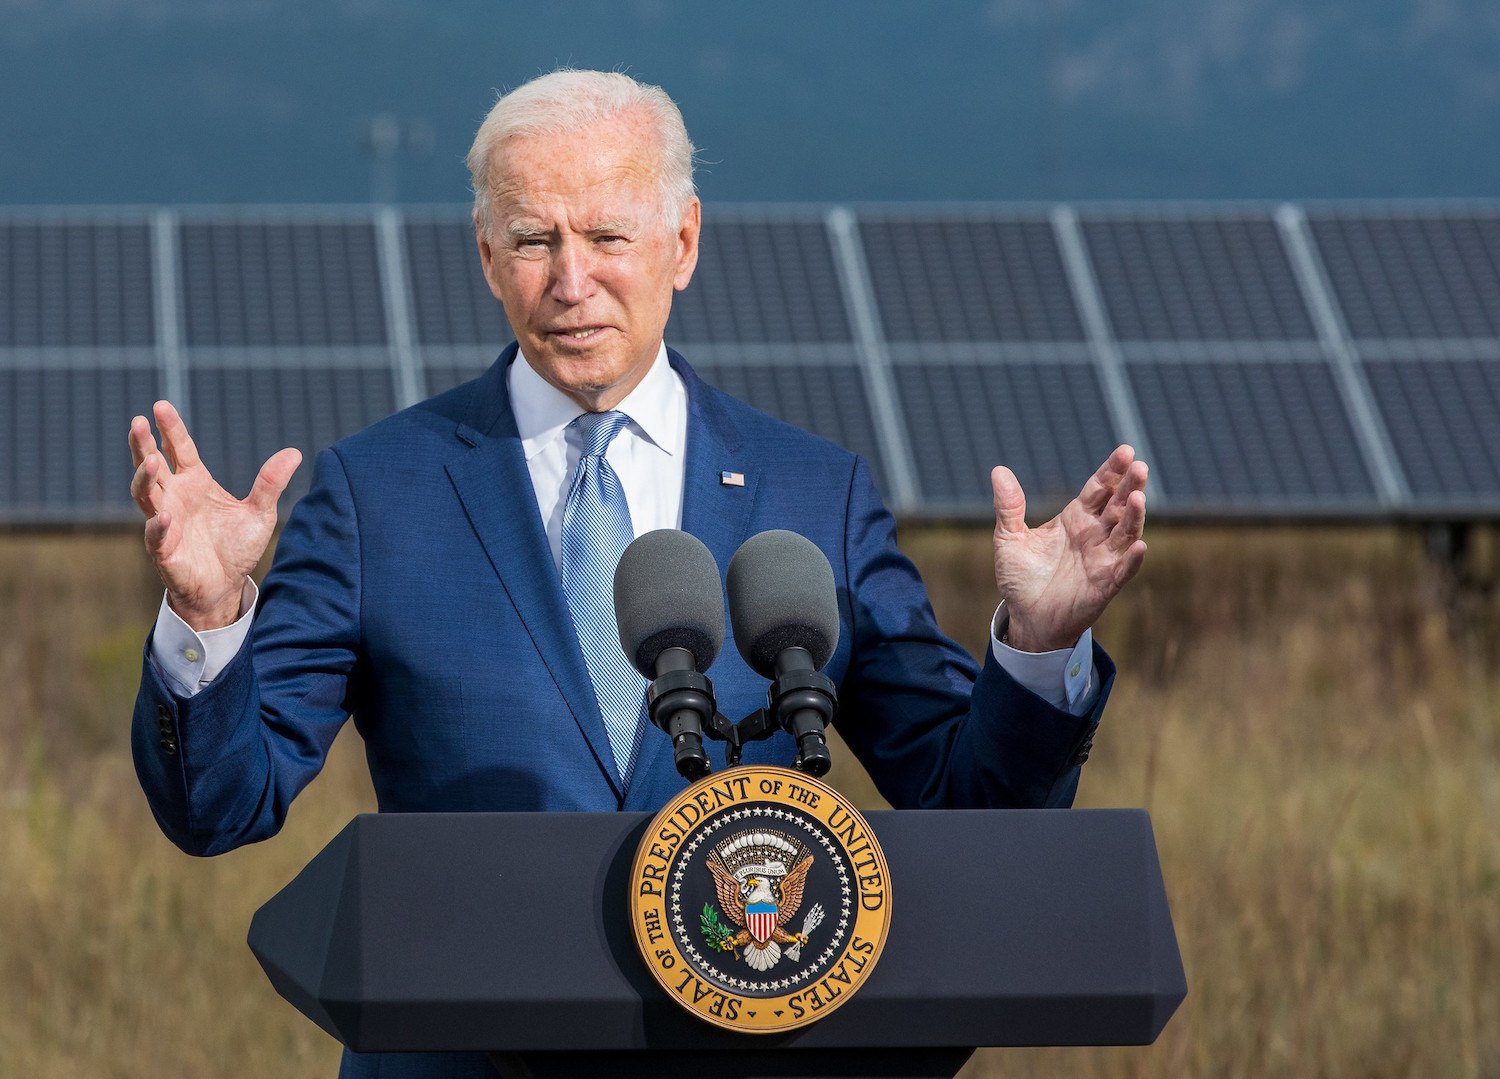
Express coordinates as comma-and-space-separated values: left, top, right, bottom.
475, 112, 700, 412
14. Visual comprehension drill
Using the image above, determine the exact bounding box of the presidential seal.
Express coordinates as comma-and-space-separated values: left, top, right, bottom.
630, 765, 891, 1033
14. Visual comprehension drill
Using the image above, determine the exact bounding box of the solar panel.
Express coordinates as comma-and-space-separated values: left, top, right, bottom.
0, 222, 154, 347
1308, 213, 1500, 340
858, 216, 1083, 342
7, 200, 1500, 526
179, 221, 387, 347
0, 364, 158, 517
1363, 359, 1500, 501
187, 364, 396, 504
668, 220, 852, 343
1083, 215, 1314, 341
692, 353, 887, 494
404, 219, 508, 346
1127, 360, 1375, 505
892, 358, 1117, 509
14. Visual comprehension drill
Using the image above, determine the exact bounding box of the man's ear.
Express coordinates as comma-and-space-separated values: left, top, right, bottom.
672, 198, 702, 292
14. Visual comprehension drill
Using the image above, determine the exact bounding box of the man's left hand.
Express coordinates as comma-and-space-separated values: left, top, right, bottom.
991, 445, 1148, 653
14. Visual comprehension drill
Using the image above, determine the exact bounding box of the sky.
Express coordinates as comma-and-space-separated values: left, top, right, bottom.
3, 0, 1499, 206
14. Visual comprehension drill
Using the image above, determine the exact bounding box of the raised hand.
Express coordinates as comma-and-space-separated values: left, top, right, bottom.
128, 400, 301, 632
991, 445, 1148, 653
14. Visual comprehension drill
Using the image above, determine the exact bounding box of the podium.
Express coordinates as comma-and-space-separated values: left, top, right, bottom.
249, 809, 1185, 1078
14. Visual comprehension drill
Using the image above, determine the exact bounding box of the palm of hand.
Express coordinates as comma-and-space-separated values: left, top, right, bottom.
153, 466, 276, 613
991, 447, 1148, 653
130, 401, 301, 630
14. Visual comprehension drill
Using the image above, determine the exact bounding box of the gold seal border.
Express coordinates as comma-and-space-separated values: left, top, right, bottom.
629, 765, 892, 1034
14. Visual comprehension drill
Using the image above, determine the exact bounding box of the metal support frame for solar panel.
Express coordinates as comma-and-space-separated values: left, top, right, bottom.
152, 209, 188, 413
1300, 199, 1500, 518
849, 202, 1132, 520
825, 205, 920, 512
1274, 203, 1409, 510
172, 206, 401, 510
1050, 205, 1161, 504
1070, 201, 1391, 519
374, 206, 424, 410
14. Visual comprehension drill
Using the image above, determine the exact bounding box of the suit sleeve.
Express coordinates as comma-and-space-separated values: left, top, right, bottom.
834, 456, 1113, 810
131, 448, 363, 856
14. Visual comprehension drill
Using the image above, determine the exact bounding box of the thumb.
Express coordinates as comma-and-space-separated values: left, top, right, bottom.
991, 465, 1027, 535
247, 447, 303, 515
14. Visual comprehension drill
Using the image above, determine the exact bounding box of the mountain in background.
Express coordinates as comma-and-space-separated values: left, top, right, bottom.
2, 0, 1497, 205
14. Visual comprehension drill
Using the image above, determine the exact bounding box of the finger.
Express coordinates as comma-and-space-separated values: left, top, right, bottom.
245, 447, 303, 515
144, 509, 174, 557
1077, 445, 1135, 514
1110, 487, 1147, 551
1113, 538, 1148, 589
128, 415, 158, 469
130, 454, 168, 518
153, 400, 203, 472
991, 465, 1027, 535
1105, 459, 1149, 518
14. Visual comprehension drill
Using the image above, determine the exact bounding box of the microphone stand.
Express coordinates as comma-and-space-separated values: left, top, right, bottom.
726, 646, 837, 777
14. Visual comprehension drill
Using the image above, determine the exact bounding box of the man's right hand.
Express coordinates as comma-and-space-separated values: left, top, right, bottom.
129, 400, 302, 633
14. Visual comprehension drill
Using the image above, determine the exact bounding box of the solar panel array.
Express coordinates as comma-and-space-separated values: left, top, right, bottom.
3, 201, 1499, 524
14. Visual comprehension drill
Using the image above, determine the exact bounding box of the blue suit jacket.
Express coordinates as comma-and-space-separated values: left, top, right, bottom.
133, 345, 1112, 1078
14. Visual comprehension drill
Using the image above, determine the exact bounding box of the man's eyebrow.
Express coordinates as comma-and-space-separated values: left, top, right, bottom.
504, 220, 549, 238
588, 219, 638, 235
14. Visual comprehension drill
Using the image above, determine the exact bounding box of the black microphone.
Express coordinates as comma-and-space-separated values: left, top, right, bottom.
614, 529, 726, 781
726, 530, 840, 777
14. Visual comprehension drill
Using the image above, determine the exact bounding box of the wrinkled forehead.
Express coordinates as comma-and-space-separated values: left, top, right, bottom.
485, 114, 668, 222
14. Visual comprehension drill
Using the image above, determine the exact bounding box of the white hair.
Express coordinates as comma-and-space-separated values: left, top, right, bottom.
467, 69, 697, 237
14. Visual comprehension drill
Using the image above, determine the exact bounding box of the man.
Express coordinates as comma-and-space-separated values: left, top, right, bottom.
129, 70, 1147, 1078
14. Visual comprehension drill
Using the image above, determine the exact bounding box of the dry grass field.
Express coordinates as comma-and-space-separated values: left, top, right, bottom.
1, 524, 1496, 1078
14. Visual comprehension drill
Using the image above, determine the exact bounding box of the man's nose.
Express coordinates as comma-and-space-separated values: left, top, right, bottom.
549, 242, 597, 304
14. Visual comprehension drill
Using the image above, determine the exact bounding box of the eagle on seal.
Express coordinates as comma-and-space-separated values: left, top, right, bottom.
708, 849, 814, 972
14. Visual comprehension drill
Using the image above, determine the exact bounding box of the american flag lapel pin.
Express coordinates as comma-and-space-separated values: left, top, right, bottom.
720, 471, 745, 487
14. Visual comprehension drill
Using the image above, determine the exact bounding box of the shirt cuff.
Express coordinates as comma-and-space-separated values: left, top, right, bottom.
989, 603, 1096, 715
148, 580, 258, 698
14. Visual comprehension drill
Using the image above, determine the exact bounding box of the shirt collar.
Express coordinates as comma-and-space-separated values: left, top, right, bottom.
508, 342, 684, 461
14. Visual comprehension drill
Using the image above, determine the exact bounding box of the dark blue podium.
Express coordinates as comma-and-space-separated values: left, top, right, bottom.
249, 809, 1185, 1078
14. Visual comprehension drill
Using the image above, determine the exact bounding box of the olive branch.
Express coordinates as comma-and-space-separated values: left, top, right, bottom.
700, 903, 735, 950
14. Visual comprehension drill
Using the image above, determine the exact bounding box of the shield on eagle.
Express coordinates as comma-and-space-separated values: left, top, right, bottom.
746, 901, 778, 945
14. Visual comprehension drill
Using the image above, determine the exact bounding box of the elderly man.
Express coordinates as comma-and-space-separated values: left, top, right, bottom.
128, 70, 1146, 1079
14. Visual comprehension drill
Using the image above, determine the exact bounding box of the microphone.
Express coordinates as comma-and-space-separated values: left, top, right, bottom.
726, 530, 840, 776
614, 529, 726, 781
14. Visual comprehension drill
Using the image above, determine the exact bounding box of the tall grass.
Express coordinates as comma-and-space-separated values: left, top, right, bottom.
1, 526, 1496, 1077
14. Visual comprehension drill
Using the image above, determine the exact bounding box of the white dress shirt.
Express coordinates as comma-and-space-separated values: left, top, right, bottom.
151, 344, 1096, 714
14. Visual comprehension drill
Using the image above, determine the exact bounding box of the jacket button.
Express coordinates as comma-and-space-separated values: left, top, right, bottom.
160, 738, 178, 755
156, 705, 170, 721
1072, 737, 1094, 765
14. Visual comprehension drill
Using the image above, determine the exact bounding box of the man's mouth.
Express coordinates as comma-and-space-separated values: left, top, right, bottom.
552, 326, 608, 342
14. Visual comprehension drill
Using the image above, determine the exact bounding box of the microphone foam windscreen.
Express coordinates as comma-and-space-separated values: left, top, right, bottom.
613, 529, 725, 676
726, 530, 840, 677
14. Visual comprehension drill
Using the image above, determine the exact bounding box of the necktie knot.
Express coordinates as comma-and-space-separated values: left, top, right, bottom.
572, 410, 631, 459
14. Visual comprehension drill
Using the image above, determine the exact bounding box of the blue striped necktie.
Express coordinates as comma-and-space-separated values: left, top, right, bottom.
560, 410, 647, 786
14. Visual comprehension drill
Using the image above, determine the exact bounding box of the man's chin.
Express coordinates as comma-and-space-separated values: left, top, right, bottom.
550, 363, 636, 411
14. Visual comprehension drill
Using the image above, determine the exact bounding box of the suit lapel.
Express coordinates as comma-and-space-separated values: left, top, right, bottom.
630, 350, 759, 793
444, 347, 624, 799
